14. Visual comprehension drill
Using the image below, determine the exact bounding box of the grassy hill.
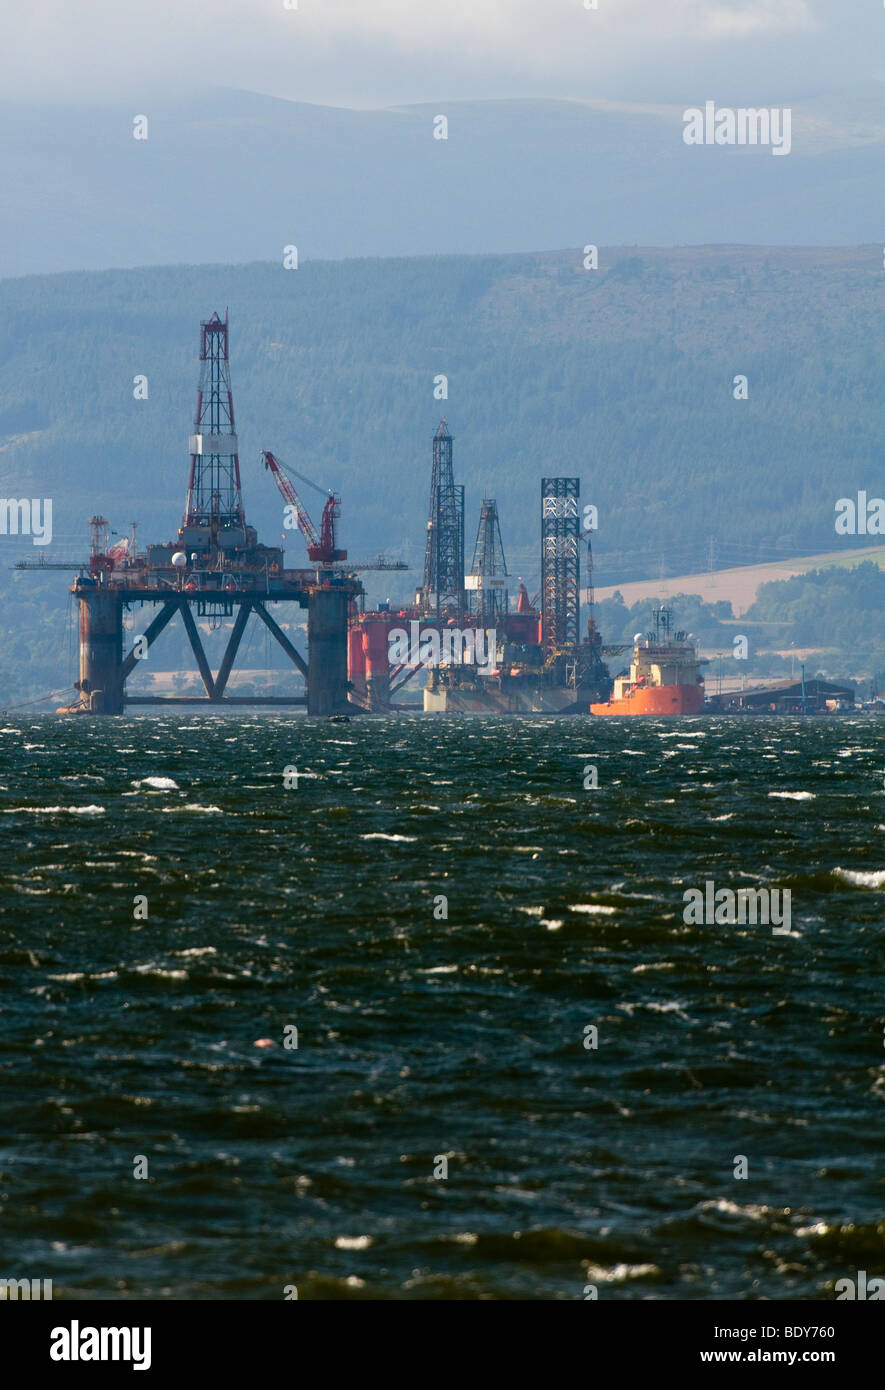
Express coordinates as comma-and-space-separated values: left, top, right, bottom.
594, 544, 885, 616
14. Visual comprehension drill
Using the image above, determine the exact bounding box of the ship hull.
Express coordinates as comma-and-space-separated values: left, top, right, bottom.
590, 683, 705, 716
424, 682, 582, 714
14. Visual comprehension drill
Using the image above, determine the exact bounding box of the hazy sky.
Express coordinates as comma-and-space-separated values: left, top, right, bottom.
2, 0, 882, 109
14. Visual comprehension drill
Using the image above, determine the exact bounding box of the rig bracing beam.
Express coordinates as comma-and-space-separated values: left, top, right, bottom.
213, 604, 251, 699
179, 603, 217, 698
253, 601, 309, 679
119, 600, 178, 683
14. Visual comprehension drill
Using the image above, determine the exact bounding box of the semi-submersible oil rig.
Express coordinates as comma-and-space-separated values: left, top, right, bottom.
20, 312, 613, 716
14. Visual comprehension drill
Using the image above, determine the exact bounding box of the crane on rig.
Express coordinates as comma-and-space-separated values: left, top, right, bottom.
262, 450, 347, 563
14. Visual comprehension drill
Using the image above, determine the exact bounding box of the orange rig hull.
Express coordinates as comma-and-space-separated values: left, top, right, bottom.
590, 683, 705, 716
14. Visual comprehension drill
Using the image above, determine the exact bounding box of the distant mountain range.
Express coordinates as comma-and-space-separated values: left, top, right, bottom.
3, 87, 885, 277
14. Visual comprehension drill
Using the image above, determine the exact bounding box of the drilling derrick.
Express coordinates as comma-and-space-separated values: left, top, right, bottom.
181, 311, 249, 556
467, 498, 508, 624
541, 477, 580, 657
421, 419, 464, 620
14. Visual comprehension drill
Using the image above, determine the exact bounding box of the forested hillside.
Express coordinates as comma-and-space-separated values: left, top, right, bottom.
744, 562, 885, 672
2, 244, 884, 700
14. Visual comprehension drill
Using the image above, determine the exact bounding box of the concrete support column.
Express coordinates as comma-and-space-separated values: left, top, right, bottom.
307, 586, 350, 715
78, 585, 124, 714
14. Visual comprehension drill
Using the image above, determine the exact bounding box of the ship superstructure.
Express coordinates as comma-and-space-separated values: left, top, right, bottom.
590, 606, 705, 715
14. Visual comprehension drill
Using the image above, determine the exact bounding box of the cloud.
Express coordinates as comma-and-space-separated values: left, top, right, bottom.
0, 0, 843, 108
699, 0, 814, 38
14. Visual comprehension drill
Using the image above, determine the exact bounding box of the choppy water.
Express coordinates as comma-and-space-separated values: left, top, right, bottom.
0, 714, 882, 1300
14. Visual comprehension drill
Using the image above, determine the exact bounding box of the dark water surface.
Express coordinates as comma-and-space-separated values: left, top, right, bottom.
1, 713, 882, 1300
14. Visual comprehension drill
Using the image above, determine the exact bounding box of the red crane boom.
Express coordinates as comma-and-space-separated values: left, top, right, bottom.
262, 450, 346, 563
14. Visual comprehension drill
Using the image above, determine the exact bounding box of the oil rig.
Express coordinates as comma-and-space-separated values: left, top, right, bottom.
347, 423, 612, 713
28, 311, 404, 716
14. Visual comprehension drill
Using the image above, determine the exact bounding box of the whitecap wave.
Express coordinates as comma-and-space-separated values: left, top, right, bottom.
833, 867, 885, 888
360, 833, 417, 842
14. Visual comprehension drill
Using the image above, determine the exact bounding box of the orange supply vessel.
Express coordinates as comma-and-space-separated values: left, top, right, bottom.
590, 606, 706, 716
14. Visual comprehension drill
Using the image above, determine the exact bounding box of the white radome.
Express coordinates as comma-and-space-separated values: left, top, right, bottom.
171, 552, 187, 568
